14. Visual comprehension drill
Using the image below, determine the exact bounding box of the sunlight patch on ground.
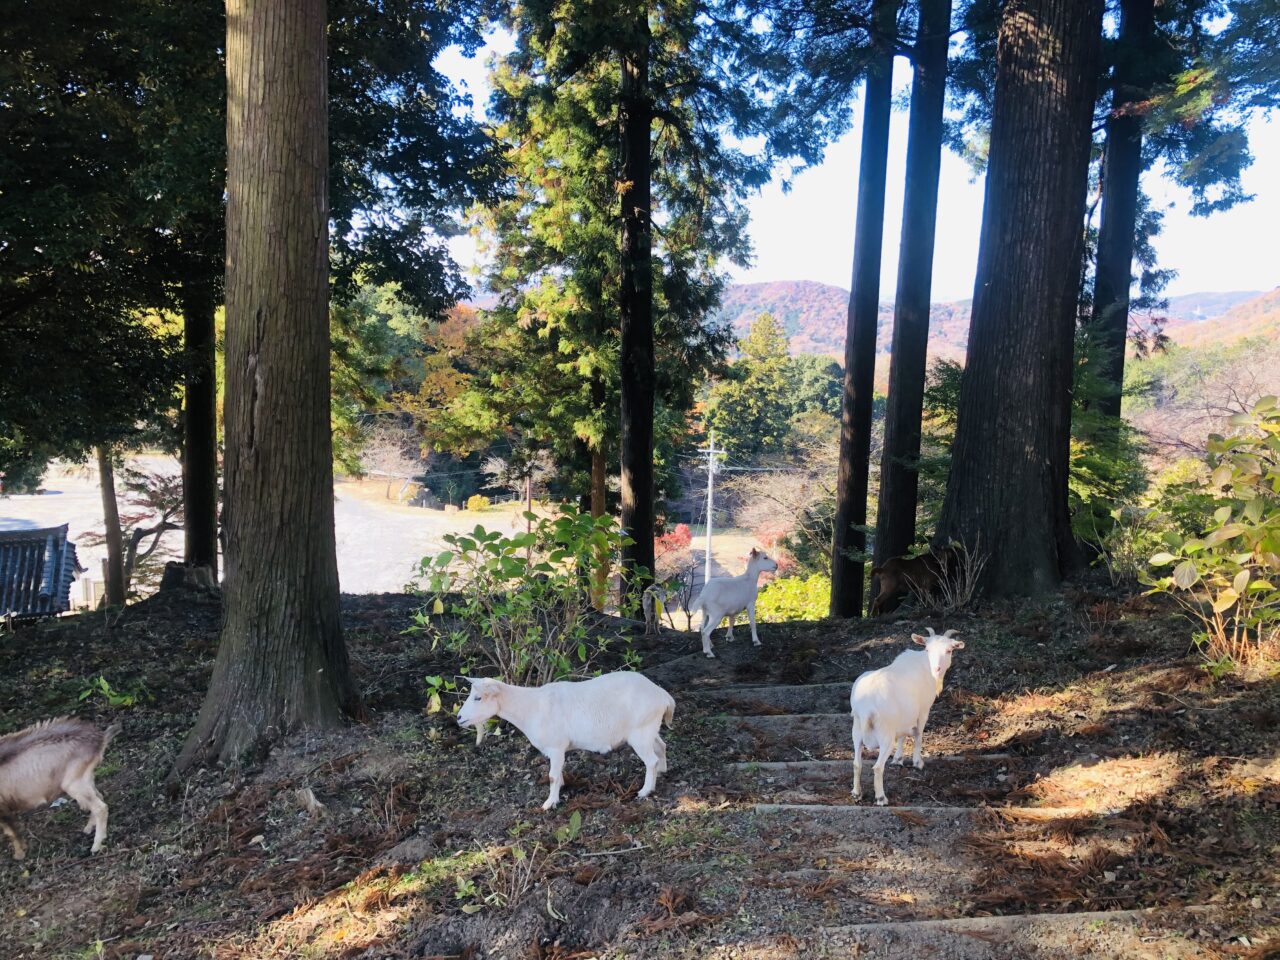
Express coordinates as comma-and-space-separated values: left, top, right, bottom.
1023, 754, 1183, 810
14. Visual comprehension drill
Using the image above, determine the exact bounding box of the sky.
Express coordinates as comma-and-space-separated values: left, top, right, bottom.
438, 38, 1280, 304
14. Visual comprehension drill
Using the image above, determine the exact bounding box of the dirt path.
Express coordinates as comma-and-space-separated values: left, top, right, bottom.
0, 591, 1275, 959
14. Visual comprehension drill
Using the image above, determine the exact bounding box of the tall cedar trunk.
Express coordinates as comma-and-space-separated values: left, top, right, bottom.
590, 442, 608, 608
96, 447, 126, 607
829, 0, 897, 618
181, 278, 220, 579
619, 23, 655, 600
872, 0, 952, 590
935, 0, 1103, 595
1090, 0, 1156, 420
173, 0, 360, 773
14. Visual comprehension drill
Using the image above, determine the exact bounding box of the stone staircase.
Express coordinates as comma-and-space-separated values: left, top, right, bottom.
639, 631, 1215, 958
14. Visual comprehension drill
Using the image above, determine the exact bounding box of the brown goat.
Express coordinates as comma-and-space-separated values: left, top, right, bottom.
0, 718, 120, 859
869, 547, 959, 616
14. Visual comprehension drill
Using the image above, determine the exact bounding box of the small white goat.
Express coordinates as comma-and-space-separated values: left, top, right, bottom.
0, 718, 120, 859
850, 627, 964, 806
689, 548, 779, 658
457, 672, 676, 810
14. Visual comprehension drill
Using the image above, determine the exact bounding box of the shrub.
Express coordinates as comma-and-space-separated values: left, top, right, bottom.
755, 574, 830, 622
655, 523, 692, 555
1147, 396, 1280, 669
465, 493, 491, 512
412, 506, 639, 685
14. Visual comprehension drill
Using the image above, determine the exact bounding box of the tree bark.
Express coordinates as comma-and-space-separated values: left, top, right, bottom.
935, 0, 1104, 596
173, 0, 360, 774
590, 442, 608, 608
96, 446, 126, 607
619, 20, 655, 600
181, 278, 220, 579
830, 0, 897, 618
1090, 0, 1156, 420
873, 0, 952, 588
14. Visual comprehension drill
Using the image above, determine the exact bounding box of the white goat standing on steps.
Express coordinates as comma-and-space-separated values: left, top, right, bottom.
689, 548, 779, 659
850, 627, 964, 806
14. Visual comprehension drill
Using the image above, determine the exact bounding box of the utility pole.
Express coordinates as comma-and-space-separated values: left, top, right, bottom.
701, 432, 716, 589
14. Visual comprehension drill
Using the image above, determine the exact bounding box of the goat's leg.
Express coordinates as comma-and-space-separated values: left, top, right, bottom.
0, 817, 24, 861
911, 712, 928, 769
725, 612, 736, 642
892, 734, 907, 765
701, 618, 716, 658
630, 731, 661, 799
872, 741, 890, 806
65, 774, 109, 853
851, 720, 864, 800
654, 734, 668, 773
747, 603, 761, 647
542, 749, 567, 811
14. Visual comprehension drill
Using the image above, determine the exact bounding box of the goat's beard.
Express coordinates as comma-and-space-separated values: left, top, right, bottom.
474, 723, 487, 747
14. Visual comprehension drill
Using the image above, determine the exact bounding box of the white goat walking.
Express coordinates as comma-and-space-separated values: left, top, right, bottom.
850, 627, 964, 806
0, 718, 121, 859
456, 672, 676, 810
689, 548, 779, 658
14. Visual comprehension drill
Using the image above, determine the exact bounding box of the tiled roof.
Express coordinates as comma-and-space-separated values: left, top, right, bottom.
0, 524, 83, 618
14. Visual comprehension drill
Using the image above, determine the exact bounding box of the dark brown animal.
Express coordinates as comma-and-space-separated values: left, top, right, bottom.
869, 547, 959, 616
0, 718, 120, 859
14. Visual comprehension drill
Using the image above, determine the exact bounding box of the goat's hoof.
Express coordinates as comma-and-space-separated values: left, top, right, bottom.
83, 823, 94, 834
636, 789, 653, 800
541, 799, 558, 811
751, 640, 762, 647
11, 848, 24, 861
891, 757, 905, 766
875, 796, 889, 807
704, 652, 716, 659
913, 759, 925, 770
90, 843, 104, 854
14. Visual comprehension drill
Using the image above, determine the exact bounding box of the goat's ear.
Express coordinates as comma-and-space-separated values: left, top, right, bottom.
911, 634, 926, 646
950, 640, 965, 650
749, 548, 759, 557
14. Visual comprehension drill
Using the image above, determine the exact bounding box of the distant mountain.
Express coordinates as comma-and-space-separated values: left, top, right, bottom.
712, 281, 972, 371
714, 281, 1279, 372
1166, 287, 1280, 346
1163, 290, 1262, 323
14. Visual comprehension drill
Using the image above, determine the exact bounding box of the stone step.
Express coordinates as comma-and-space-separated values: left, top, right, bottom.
723, 752, 1033, 807
792, 905, 1217, 960
692, 681, 851, 714
752, 802, 1106, 818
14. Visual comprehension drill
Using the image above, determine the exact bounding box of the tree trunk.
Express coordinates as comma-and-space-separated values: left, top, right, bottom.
935, 0, 1104, 596
1090, 0, 1156, 420
619, 22, 655, 600
181, 278, 220, 580
173, 0, 360, 774
830, 0, 897, 618
590, 443, 608, 608
873, 0, 952, 590
96, 446, 126, 607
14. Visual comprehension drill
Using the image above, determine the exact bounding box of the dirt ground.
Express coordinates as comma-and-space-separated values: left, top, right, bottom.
0, 584, 1277, 959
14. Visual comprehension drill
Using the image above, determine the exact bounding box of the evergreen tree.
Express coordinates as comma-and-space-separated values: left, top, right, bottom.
936, 0, 1104, 595
175, 0, 361, 772
874, 0, 951, 585
706, 315, 795, 458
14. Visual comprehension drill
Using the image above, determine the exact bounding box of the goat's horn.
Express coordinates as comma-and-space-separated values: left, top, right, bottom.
943, 629, 958, 638
924, 627, 937, 636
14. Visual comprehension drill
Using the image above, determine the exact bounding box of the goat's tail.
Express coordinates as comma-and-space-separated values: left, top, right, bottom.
688, 594, 702, 614
662, 693, 676, 728
102, 723, 122, 752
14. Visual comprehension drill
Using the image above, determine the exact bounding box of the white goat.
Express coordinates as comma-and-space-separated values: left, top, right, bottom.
457, 672, 676, 810
850, 627, 964, 806
689, 548, 779, 658
0, 718, 120, 859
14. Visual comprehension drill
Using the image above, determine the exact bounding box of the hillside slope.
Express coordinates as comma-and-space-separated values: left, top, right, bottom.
1166, 287, 1280, 346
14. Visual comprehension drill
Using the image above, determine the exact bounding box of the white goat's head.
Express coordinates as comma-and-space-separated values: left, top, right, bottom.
747, 548, 779, 575
911, 627, 965, 684
457, 677, 503, 744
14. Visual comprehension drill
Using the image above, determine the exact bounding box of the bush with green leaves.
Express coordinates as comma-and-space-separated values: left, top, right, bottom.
1147, 396, 1280, 669
755, 574, 831, 622
412, 507, 639, 686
